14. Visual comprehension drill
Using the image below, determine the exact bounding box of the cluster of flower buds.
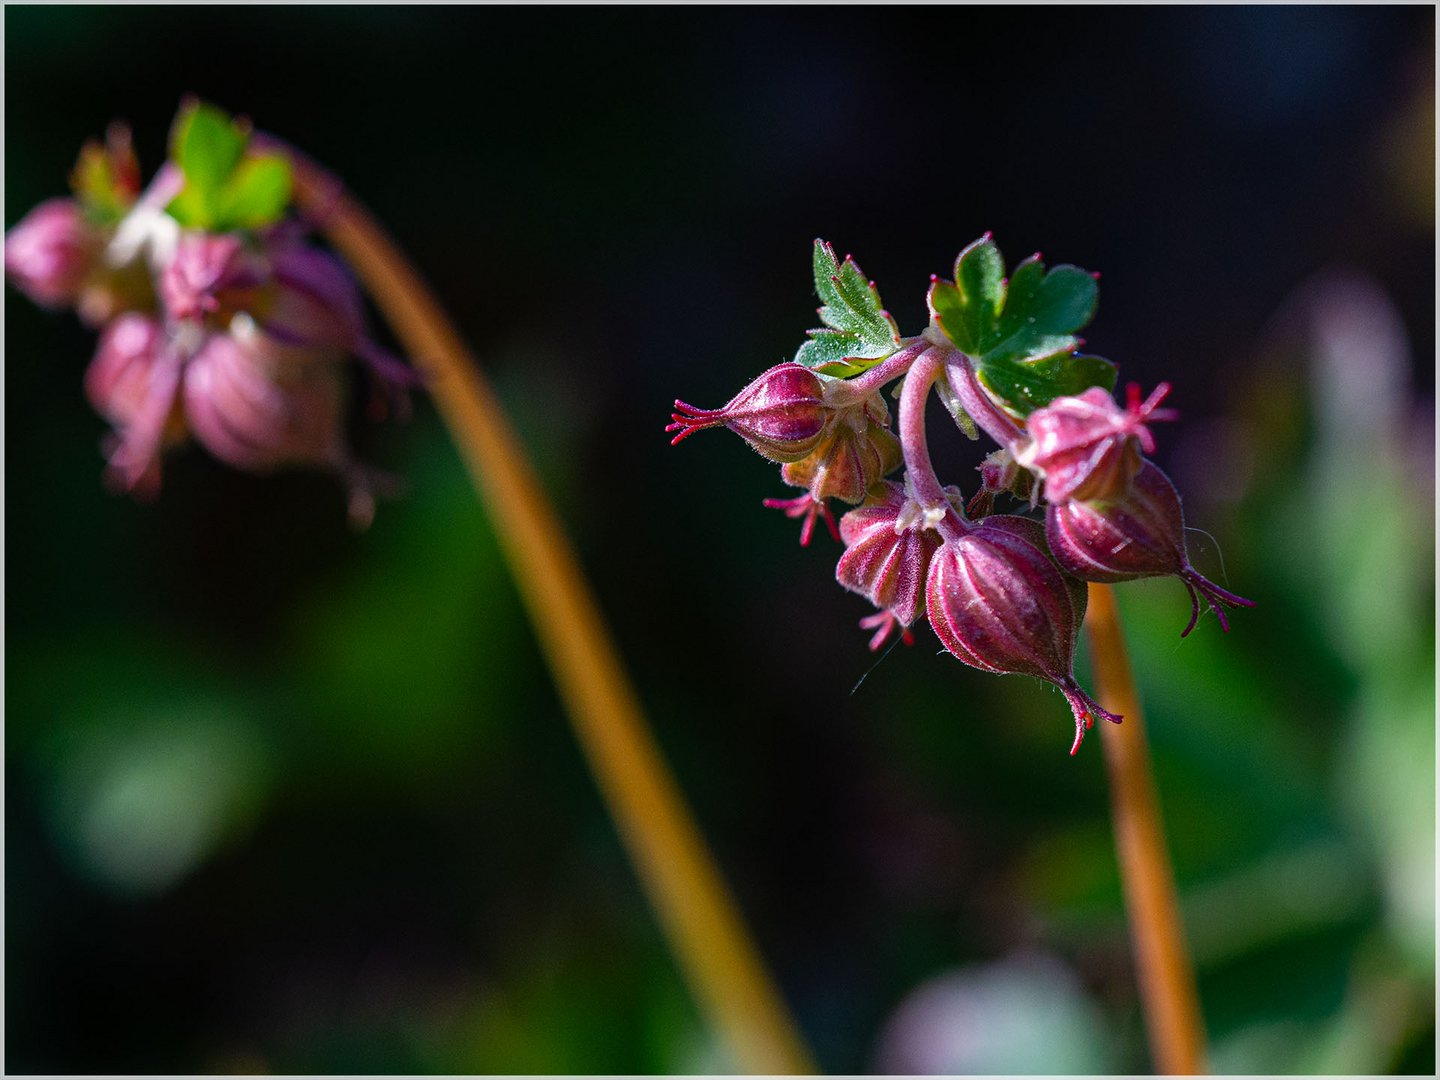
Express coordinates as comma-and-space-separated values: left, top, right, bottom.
5, 100, 413, 526
670, 237, 1252, 754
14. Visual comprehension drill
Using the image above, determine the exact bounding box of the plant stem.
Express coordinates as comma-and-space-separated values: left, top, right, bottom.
1084, 582, 1208, 1075
841, 338, 927, 397
934, 342, 1027, 450
285, 151, 816, 1076
898, 347, 967, 543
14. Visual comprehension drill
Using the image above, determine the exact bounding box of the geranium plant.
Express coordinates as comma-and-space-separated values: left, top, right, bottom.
670, 235, 1255, 1070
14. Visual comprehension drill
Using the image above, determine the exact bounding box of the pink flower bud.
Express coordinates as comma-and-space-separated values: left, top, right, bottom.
966, 448, 1035, 518
926, 515, 1120, 755
763, 416, 902, 545
85, 314, 184, 439
4, 198, 101, 308
158, 230, 266, 325
779, 414, 902, 505
836, 480, 943, 648
1045, 459, 1255, 636
1014, 383, 1177, 504
85, 317, 186, 498
182, 330, 347, 475
668, 363, 832, 462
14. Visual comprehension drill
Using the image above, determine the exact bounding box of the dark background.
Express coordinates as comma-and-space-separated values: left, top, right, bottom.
6, 6, 1434, 1074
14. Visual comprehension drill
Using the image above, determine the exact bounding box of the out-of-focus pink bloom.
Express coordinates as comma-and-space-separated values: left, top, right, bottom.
182, 328, 390, 527
158, 230, 266, 325
86, 314, 182, 438
183, 330, 347, 474
90, 324, 185, 499
4, 198, 101, 308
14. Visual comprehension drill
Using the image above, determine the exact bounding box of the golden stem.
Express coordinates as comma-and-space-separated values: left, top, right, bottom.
287, 153, 816, 1075
1085, 582, 1208, 1074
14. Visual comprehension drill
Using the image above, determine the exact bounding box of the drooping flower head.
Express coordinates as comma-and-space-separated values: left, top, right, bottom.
4, 99, 413, 527
668, 234, 1251, 755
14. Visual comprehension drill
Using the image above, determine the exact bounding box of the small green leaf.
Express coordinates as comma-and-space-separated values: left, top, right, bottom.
172, 101, 248, 202
71, 146, 125, 223
935, 373, 980, 440
929, 235, 1106, 414
165, 100, 295, 232
794, 333, 879, 378
213, 154, 292, 231
794, 240, 900, 376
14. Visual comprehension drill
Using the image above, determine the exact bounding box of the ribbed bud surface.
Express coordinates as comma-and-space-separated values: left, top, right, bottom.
836, 481, 941, 629
1046, 460, 1255, 636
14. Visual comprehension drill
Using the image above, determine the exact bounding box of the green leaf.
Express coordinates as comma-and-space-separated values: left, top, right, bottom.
213, 154, 292, 231
929, 235, 1106, 414
978, 352, 1117, 417
165, 185, 211, 230
163, 100, 290, 232
794, 240, 900, 376
70, 144, 126, 224
172, 101, 248, 200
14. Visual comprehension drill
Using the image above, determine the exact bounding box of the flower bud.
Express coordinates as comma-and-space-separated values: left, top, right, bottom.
1045, 459, 1255, 636
668, 363, 832, 462
1014, 383, 1177, 504
966, 447, 1035, 518
926, 514, 1120, 755
85, 314, 184, 443
763, 416, 902, 545
183, 329, 391, 528
837, 480, 943, 647
182, 330, 348, 474
4, 198, 101, 308
87, 319, 186, 498
158, 229, 266, 326
779, 412, 902, 505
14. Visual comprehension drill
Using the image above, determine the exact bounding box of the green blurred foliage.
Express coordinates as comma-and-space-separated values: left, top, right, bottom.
6, 5, 1434, 1076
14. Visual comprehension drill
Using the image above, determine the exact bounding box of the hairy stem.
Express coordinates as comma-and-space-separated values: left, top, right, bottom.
933, 341, 1027, 451
1085, 583, 1208, 1075
840, 338, 927, 397
898, 348, 968, 543
285, 149, 816, 1076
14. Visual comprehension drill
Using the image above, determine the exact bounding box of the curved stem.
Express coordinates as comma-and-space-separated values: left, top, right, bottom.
933, 342, 1027, 452
898, 348, 968, 543
1085, 583, 1208, 1075
839, 338, 927, 397
284, 148, 816, 1076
